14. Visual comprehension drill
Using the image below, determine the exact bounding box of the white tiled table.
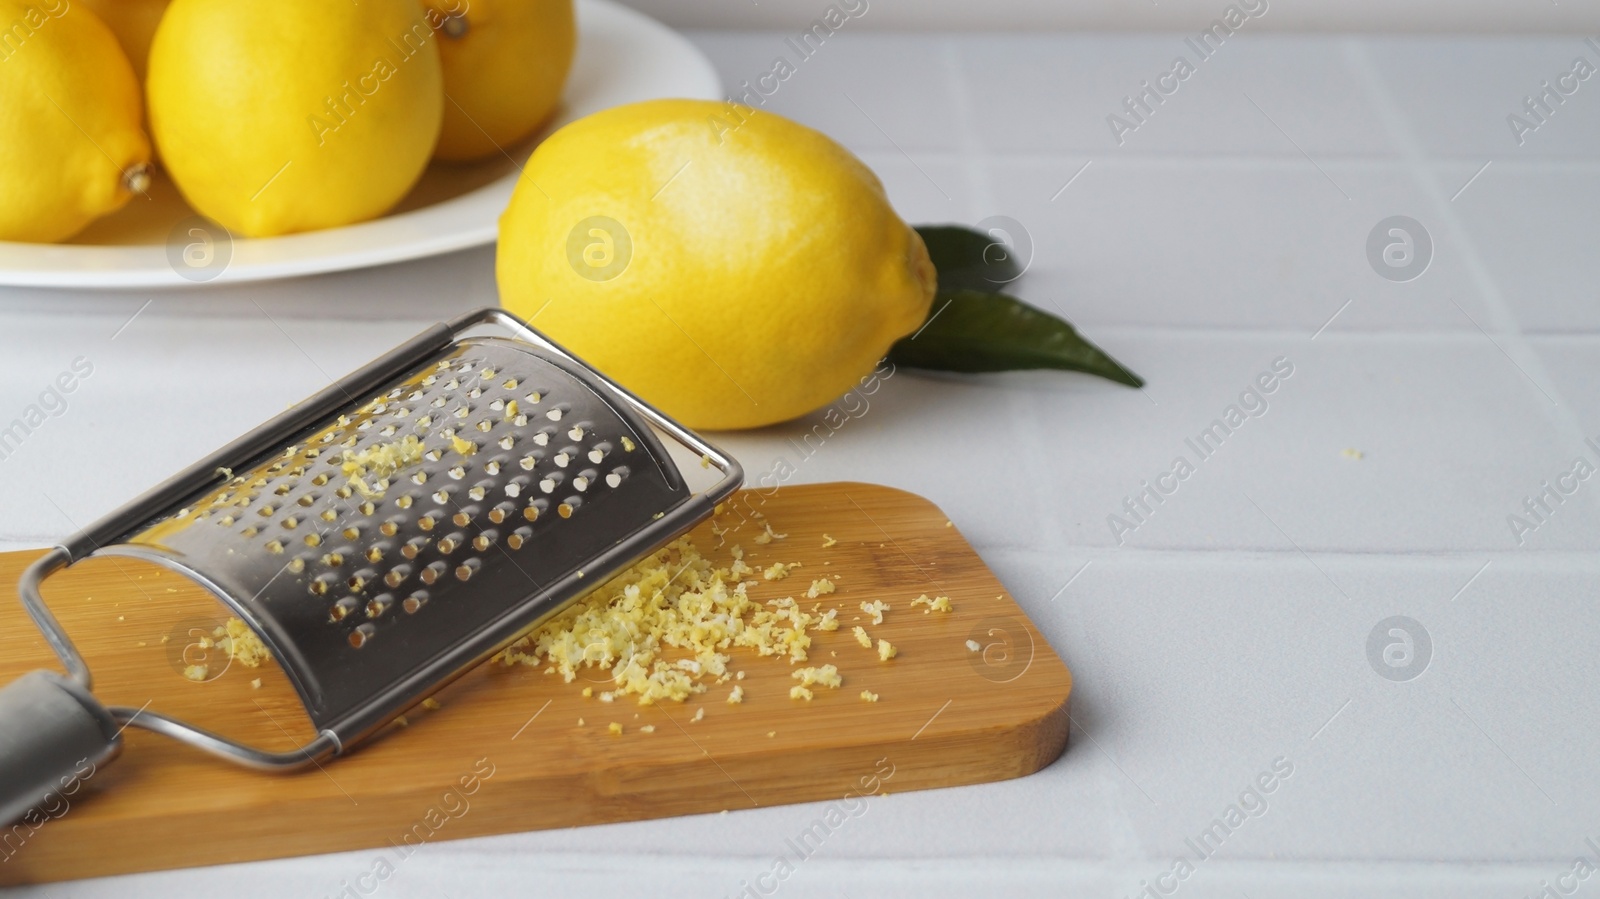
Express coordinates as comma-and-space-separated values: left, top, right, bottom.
3, 32, 1598, 898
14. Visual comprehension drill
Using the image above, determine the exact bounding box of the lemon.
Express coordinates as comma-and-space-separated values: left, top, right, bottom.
497, 100, 936, 430
147, 0, 444, 237
424, 0, 576, 162
76, 0, 169, 81
0, 0, 150, 243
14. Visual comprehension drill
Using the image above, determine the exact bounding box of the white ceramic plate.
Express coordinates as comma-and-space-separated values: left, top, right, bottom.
0, 0, 720, 289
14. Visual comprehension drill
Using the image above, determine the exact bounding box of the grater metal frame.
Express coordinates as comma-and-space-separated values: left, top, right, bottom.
15, 308, 743, 772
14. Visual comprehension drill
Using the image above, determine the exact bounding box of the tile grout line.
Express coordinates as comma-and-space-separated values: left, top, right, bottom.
996, 324, 1593, 341
335, 849, 1600, 879
847, 148, 1600, 169
1342, 39, 1588, 446
941, 43, 1145, 865
939, 41, 1123, 586
939, 37, 1089, 564
938, 38, 994, 220
978, 545, 1600, 567
6, 536, 1600, 562
19, 314, 1600, 344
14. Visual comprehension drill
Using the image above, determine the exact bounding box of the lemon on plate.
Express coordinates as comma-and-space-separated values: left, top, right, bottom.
147, 0, 444, 237
0, 0, 150, 243
425, 0, 576, 162
497, 99, 936, 430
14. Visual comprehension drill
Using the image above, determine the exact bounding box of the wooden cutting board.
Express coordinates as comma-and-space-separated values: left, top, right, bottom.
0, 482, 1070, 885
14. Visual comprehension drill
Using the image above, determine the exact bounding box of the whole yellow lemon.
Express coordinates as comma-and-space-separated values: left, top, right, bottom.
147, 0, 444, 237
76, 0, 168, 81
0, 0, 150, 243
497, 100, 936, 430
424, 0, 576, 162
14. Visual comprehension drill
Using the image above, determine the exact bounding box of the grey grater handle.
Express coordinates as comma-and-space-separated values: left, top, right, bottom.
0, 671, 121, 826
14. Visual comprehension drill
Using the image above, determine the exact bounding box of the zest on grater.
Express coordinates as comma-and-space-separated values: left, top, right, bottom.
0, 308, 742, 824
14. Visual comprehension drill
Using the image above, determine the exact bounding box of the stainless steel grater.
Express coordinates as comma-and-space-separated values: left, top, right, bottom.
0, 308, 742, 825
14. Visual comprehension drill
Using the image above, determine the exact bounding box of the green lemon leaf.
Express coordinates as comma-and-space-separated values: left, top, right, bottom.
915, 225, 1022, 292
890, 290, 1144, 388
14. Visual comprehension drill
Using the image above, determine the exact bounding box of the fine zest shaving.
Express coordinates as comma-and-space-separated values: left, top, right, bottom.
498, 537, 822, 704
340, 435, 425, 499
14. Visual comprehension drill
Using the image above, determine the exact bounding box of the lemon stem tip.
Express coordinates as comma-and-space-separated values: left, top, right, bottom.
122, 162, 153, 196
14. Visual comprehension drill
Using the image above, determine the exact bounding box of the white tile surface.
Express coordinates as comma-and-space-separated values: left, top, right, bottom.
1, 29, 1598, 899
620, 0, 1593, 34
1446, 160, 1600, 332
722, 329, 1600, 555
1535, 338, 1600, 430
959, 33, 1401, 157
853, 152, 973, 223
984, 158, 1502, 332
1361, 36, 1600, 160
691, 32, 965, 152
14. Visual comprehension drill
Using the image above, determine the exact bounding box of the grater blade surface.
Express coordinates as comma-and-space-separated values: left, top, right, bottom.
104, 337, 689, 734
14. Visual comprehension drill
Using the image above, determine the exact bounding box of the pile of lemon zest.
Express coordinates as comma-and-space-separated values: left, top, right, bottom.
499, 536, 821, 705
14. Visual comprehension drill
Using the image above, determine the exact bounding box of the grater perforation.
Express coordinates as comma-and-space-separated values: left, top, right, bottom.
243, 338, 671, 706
